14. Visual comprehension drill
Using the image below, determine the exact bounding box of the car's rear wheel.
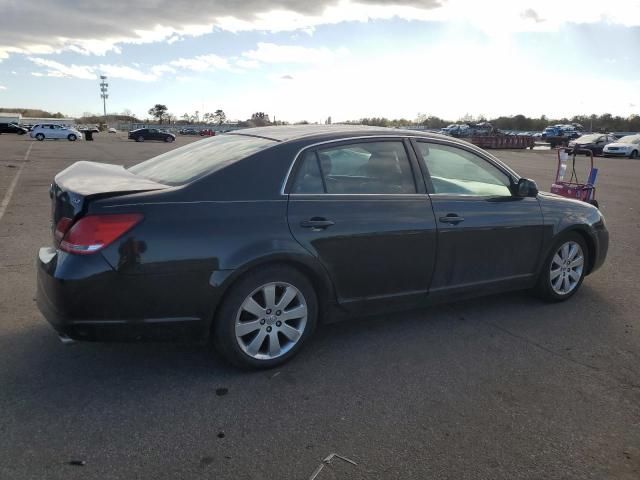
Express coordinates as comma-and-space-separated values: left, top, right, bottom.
535, 233, 588, 302
213, 265, 318, 369
35, 133, 45, 141
630, 150, 638, 159
67, 134, 77, 141
136, 135, 144, 142
165, 136, 174, 143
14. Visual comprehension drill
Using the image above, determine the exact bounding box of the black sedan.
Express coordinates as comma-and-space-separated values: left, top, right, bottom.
128, 128, 175, 143
37, 126, 609, 368
568, 133, 617, 155
0, 122, 28, 134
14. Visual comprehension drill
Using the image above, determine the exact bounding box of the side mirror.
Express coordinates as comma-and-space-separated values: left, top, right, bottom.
515, 178, 538, 197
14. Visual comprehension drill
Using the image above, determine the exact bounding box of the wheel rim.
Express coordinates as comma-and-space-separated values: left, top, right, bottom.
550, 241, 584, 295
235, 282, 308, 360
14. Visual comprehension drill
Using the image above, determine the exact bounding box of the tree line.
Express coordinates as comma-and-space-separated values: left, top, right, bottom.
354, 113, 640, 132
8, 105, 640, 132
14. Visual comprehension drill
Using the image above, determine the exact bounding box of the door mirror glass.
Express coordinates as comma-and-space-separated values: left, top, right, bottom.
516, 178, 538, 197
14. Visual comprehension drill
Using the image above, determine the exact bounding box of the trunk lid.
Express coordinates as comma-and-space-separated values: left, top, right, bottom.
50, 161, 168, 239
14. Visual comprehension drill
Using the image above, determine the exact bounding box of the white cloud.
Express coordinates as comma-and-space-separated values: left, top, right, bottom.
31, 72, 44, 77
242, 42, 347, 64
235, 59, 261, 69
0, 85, 6, 90
98, 64, 157, 81
224, 38, 640, 122
151, 64, 177, 76
4, 0, 639, 62
11, 71, 17, 75
169, 54, 231, 72
27, 57, 95, 79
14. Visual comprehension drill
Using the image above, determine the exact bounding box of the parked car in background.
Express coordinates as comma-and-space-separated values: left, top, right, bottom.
36, 125, 608, 369
128, 128, 175, 143
0, 122, 28, 135
30, 124, 83, 141
602, 134, 640, 159
108, 128, 117, 133
179, 128, 198, 135
568, 133, 618, 156
200, 128, 216, 136
541, 125, 581, 140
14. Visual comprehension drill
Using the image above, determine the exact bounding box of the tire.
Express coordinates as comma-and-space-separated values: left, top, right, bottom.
213, 265, 318, 369
68, 134, 77, 141
165, 136, 174, 143
136, 135, 144, 142
35, 133, 45, 141
534, 233, 588, 302
630, 150, 638, 159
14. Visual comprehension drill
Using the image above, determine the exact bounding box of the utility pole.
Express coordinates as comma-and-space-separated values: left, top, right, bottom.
99, 75, 108, 126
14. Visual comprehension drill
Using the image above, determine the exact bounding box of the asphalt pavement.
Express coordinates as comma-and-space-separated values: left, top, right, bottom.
0, 133, 638, 479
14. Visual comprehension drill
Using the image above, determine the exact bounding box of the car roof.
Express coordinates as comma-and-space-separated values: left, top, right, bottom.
227, 124, 451, 143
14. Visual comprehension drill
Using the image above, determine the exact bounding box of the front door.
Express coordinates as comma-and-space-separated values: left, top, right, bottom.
287, 138, 438, 310
412, 140, 544, 296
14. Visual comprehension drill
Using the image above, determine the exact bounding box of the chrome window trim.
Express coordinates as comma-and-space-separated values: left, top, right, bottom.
288, 193, 429, 197
280, 134, 519, 195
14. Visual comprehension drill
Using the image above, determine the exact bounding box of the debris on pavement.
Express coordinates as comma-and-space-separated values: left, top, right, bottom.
308, 453, 357, 480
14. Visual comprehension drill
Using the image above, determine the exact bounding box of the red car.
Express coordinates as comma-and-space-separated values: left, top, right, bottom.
199, 129, 216, 136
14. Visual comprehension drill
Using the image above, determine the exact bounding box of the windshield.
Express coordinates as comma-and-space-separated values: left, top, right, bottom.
129, 133, 276, 186
617, 135, 640, 144
576, 134, 600, 142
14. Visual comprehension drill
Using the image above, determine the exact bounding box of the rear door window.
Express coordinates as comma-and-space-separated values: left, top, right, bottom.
291, 151, 324, 194
303, 141, 416, 194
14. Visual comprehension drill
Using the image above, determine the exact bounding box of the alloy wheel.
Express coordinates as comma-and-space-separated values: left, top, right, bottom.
549, 241, 584, 295
235, 282, 308, 360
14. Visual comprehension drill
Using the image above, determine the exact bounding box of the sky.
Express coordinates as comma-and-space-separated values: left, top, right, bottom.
0, 0, 639, 123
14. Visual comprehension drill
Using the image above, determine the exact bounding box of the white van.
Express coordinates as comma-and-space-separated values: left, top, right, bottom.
30, 124, 83, 141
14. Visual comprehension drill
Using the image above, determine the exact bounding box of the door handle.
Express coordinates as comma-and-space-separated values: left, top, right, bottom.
300, 218, 335, 229
439, 214, 465, 225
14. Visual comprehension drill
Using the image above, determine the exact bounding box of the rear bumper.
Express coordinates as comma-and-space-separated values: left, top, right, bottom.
36, 247, 217, 343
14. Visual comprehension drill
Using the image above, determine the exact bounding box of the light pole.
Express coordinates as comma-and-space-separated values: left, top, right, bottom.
99, 75, 108, 126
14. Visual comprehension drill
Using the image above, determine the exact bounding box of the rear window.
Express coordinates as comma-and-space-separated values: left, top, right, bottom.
128, 134, 276, 186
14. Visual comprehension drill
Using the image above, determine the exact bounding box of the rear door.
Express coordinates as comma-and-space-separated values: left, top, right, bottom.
411, 139, 544, 296
286, 138, 437, 310
148, 128, 161, 140
53, 125, 66, 139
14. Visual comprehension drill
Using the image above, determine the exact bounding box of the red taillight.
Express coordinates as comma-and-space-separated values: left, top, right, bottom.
59, 214, 143, 255
54, 217, 74, 244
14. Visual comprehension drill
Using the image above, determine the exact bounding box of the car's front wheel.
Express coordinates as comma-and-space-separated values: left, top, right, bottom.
535, 233, 588, 302
35, 133, 45, 141
165, 136, 174, 143
213, 266, 318, 369
136, 135, 145, 142
630, 150, 638, 159
67, 134, 77, 141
